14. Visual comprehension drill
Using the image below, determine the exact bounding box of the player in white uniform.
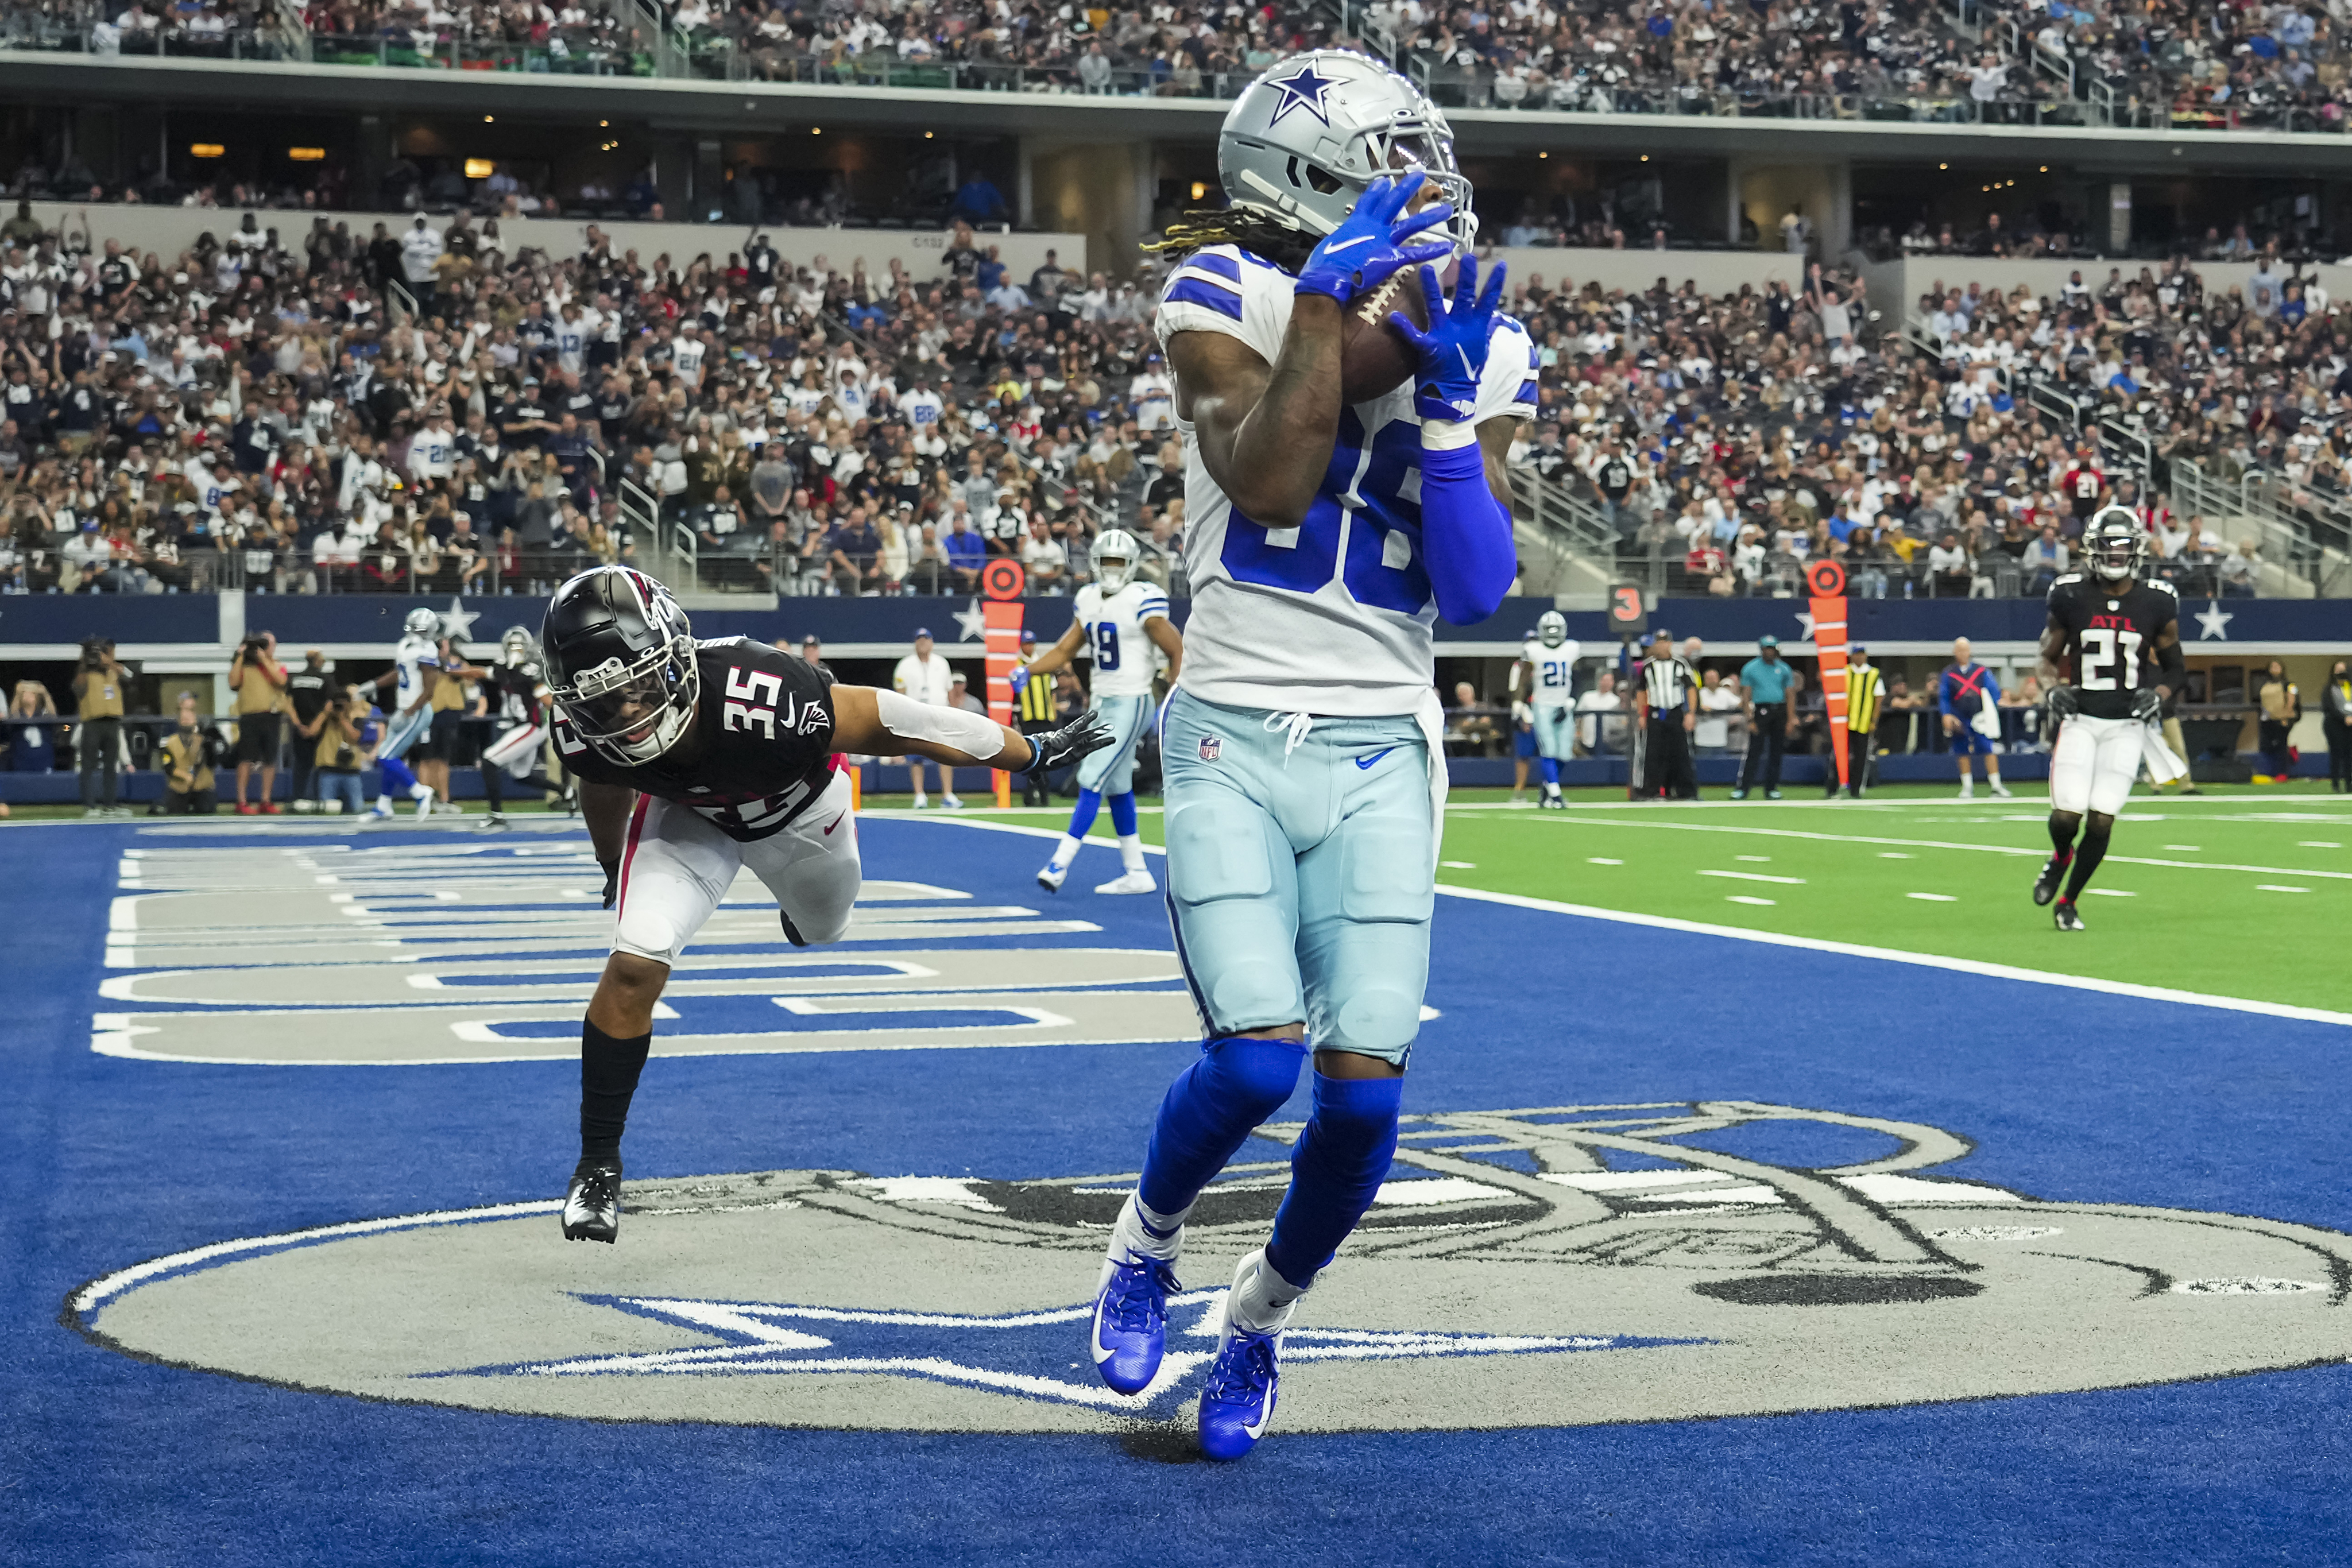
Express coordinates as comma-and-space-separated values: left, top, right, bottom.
1015, 529, 1183, 894
362, 606, 442, 818
1084, 52, 1528, 1460
1512, 610, 1579, 808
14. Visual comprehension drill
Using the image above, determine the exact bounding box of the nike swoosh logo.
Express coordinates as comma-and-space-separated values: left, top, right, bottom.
1324, 235, 1375, 253
822, 814, 844, 835
1090, 1296, 1117, 1366
1355, 748, 1395, 769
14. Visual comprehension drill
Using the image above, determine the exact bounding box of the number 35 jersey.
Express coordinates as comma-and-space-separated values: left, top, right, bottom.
1156, 243, 1535, 717
1074, 579, 1172, 698
2047, 574, 2179, 721
554, 637, 836, 841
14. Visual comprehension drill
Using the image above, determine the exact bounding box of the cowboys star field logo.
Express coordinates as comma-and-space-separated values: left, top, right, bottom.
66, 1102, 2352, 1435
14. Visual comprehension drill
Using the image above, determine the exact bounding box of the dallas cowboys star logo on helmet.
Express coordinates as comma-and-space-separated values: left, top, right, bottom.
1264, 61, 1340, 127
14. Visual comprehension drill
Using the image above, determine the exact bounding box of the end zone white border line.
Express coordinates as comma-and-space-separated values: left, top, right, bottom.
916, 816, 2352, 1031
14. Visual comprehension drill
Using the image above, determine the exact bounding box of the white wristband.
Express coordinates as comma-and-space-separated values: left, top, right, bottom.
1420, 417, 1479, 451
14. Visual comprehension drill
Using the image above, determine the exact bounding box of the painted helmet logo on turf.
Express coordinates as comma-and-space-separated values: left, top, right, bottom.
1217, 50, 1478, 252
540, 567, 701, 766
2086, 505, 2145, 582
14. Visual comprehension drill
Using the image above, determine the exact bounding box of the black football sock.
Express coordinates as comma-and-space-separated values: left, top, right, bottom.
2047, 815, 2078, 864
2061, 822, 2110, 901
482, 764, 505, 812
581, 1020, 652, 1166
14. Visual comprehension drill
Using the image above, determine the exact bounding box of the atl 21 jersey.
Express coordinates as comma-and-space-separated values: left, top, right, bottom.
555, 637, 836, 841
1155, 243, 1536, 717
2047, 574, 2179, 721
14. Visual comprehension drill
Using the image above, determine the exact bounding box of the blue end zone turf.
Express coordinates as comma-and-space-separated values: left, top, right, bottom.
6, 816, 2350, 1565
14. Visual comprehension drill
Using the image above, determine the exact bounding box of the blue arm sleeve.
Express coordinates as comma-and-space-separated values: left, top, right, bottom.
1937, 670, 1958, 718
1417, 433, 1517, 626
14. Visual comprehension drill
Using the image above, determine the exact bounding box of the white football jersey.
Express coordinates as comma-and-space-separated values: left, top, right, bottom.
392, 633, 440, 711
1156, 244, 1535, 717
1074, 579, 1172, 699
1521, 638, 1581, 710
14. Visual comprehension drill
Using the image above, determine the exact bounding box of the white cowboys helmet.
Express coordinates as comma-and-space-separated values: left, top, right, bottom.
2084, 505, 2146, 582
1537, 610, 1568, 648
541, 567, 701, 767
1090, 528, 1142, 594
1218, 49, 1478, 253
403, 607, 441, 638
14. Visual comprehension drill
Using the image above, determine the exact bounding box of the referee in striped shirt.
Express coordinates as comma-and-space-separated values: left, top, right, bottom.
1012, 626, 1061, 804
1637, 629, 1700, 800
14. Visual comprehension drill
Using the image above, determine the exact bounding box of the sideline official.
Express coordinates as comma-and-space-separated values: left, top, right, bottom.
1638, 629, 1699, 800
1011, 626, 1059, 805
1732, 634, 1796, 800
1828, 645, 1883, 799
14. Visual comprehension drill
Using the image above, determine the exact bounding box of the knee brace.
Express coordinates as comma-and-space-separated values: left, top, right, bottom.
1136, 1035, 1308, 1222
1265, 1071, 1404, 1291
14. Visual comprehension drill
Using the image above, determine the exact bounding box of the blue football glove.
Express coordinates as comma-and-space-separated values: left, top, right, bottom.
1293, 171, 1456, 307
1391, 254, 1506, 425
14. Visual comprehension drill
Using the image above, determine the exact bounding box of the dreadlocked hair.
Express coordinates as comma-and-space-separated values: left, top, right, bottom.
1144, 207, 1317, 274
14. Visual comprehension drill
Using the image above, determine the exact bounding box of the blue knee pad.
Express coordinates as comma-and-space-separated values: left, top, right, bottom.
1109, 791, 1139, 836
1066, 788, 1102, 839
1137, 1036, 1308, 1221
378, 757, 418, 796
1264, 1071, 1403, 1291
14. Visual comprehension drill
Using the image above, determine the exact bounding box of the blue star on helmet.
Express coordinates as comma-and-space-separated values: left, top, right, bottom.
442, 1292, 1694, 1411
1265, 61, 1341, 127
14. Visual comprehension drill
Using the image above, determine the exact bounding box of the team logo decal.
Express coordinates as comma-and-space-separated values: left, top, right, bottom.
1264, 63, 1340, 128
65, 1102, 2352, 1435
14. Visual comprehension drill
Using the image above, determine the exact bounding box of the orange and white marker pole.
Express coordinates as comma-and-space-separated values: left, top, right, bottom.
1806, 560, 1851, 793
980, 562, 1028, 809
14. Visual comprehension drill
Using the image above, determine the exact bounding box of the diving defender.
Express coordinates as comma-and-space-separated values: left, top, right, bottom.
1087, 52, 1529, 1458
539, 567, 1111, 1242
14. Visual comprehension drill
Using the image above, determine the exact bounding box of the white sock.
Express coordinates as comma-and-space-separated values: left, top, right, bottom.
1959, 781, 1973, 796
1110, 1192, 1186, 1263
1225, 1248, 1303, 1336
1050, 832, 1082, 870
374, 794, 393, 810
411, 783, 434, 801
1544, 781, 1562, 797
1117, 834, 1147, 873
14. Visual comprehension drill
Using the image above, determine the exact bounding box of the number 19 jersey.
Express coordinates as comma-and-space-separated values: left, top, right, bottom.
1155, 243, 1535, 717
2047, 574, 2179, 720
1074, 579, 1171, 698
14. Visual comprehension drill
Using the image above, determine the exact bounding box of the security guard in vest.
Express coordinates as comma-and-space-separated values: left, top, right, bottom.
1013, 625, 1059, 806
1829, 645, 1884, 800
69, 636, 126, 817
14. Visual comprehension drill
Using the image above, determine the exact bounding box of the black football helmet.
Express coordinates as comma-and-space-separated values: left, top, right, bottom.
2084, 505, 2145, 583
541, 567, 699, 765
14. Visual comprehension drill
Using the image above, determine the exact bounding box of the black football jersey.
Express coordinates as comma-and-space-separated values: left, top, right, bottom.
555, 637, 836, 841
2047, 574, 2179, 721
484, 661, 547, 729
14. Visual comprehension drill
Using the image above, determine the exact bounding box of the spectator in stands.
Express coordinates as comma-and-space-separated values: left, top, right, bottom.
2220, 537, 2262, 597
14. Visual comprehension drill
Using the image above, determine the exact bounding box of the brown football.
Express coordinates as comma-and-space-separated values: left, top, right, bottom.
1339, 257, 1458, 405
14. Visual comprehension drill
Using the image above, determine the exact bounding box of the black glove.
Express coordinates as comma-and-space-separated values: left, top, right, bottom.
2047, 684, 2080, 722
2131, 686, 2161, 722
599, 858, 620, 909
1021, 710, 1115, 780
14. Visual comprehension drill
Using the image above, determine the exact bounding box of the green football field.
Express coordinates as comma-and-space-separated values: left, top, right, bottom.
992, 782, 2352, 1016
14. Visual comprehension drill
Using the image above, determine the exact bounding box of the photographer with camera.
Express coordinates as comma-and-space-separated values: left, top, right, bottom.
228, 630, 290, 815
310, 685, 370, 816
152, 694, 223, 815
69, 637, 126, 818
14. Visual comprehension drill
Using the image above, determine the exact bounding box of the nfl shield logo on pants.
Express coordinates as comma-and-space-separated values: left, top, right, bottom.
1198, 735, 1223, 762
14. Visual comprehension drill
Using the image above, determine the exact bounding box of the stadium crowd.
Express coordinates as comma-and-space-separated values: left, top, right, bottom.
0, 189, 2334, 603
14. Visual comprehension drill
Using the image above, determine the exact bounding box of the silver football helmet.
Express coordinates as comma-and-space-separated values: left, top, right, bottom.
2085, 505, 2145, 582
1537, 610, 1568, 648
1218, 50, 1478, 253
500, 626, 540, 668
1090, 528, 1141, 594
403, 607, 441, 638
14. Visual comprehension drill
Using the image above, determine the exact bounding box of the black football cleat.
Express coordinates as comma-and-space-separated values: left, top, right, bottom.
2052, 899, 2086, 932
2031, 856, 2068, 907
563, 1158, 622, 1242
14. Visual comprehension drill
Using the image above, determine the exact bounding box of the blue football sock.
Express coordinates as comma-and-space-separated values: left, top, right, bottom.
1065, 788, 1103, 840
1539, 758, 1560, 786
1108, 791, 1139, 836
1136, 1037, 1307, 1223
1263, 1071, 1403, 1292
378, 757, 418, 796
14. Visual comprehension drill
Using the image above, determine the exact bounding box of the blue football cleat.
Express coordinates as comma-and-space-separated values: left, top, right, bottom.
1089, 1252, 1180, 1395
1198, 1322, 1283, 1461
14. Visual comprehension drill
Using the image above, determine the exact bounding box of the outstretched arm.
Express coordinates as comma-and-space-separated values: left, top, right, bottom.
829, 685, 1112, 776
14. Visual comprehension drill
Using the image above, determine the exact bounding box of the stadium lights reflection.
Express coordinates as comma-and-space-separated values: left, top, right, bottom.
463, 158, 494, 179
189, 144, 223, 158
287, 146, 325, 161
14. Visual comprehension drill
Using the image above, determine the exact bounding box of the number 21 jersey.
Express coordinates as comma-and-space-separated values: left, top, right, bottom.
1155, 243, 1534, 717
2047, 574, 2179, 720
